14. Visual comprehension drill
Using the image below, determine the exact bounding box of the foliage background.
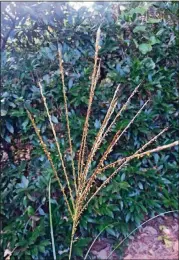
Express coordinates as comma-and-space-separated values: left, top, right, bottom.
1, 2, 179, 259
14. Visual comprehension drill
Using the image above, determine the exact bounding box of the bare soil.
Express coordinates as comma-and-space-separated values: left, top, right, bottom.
90, 215, 179, 259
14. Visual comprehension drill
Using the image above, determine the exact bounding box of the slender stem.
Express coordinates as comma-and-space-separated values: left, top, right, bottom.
101, 82, 142, 144
26, 109, 73, 218
49, 178, 57, 260
83, 82, 142, 182
69, 233, 74, 260
100, 127, 168, 172
58, 50, 77, 195
77, 27, 101, 183
81, 84, 121, 185
79, 100, 149, 205
69, 214, 78, 260
77, 60, 101, 197
38, 82, 75, 210
81, 140, 179, 214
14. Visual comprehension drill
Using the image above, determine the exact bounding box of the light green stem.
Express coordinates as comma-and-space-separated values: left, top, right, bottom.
49, 178, 57, 260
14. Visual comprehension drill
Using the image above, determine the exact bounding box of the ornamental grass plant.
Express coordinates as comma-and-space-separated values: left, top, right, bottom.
26, 28, 179, 259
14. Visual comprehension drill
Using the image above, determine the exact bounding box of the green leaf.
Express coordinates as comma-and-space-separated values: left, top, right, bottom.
1, 109, 7, 116
154, 153, 159, 164
74, 247, 83, 257
134, 215, 141, 225
106, 208, 114, 218
149, 36, 160, 45
130, 6, 148, 15
133, 39, 138, 48
94, 119, 101, 129
125, 212, 131, 223
68, 78, 74, 89
22, 176, 29, 188
139, 43, 152, 54
40, 240, 51, 246
51, 115, 58, 124
38, 246, 45, 253
106, 228, 116, 237
133, 25, 146, 33
138, 182, 143, 190
6, 121, 14, 134
119, 182, 130, 190
121, 173, 126, 181
147, 18, 161, 23
5, 135, 11, 143
27, 193, 36, 202
75, 238, 91, 248
120, 201, 124, 210
141, 57, 155, 70
22, 119, 29, 130
31, 247, 38, 256
27, 206, 35, 217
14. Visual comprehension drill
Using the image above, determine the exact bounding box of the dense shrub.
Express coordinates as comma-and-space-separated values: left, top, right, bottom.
1, 2, 178, 259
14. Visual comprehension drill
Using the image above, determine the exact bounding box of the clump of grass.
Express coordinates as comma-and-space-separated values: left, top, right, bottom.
26, 27, 179, 259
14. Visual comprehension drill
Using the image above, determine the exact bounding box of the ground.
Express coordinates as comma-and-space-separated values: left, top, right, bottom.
90, 214, 179, 259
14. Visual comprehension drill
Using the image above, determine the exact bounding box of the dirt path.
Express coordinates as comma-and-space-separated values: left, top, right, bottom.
90, 215, 178, 259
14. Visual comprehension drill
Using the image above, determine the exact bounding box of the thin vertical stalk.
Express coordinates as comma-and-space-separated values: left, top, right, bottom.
69, 210, 79, 260
58, 50, 77, 195
79, 100, 149, 204
39, 82, 75, 209
81, 83, 141, 185
49, 178, 57, 260
26, 109, 73, 218
101, 82, 142, 144
77, 27, 101, 183
77, 60, 101, 195
81, 84, 121, 185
